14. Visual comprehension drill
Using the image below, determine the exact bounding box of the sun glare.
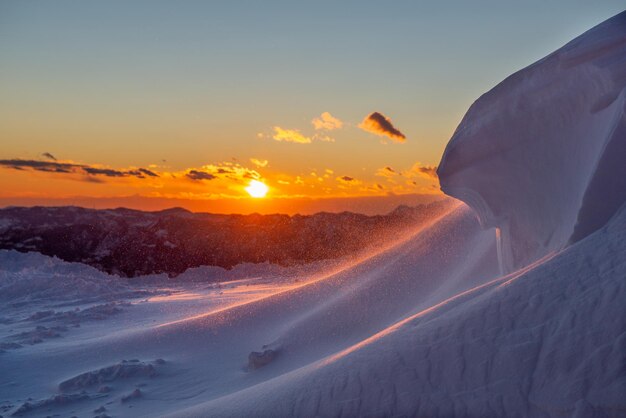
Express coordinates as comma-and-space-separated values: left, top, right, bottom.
245, 180, 269, 198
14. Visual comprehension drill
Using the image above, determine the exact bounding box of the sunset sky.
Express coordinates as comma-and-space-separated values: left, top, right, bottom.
1, 1, 623, 213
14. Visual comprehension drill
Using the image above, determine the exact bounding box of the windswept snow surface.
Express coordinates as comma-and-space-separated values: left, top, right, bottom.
1, 202, 502, 417
437, 11, 626, 272
2, 12, 625, 418
173, 201, 626, 418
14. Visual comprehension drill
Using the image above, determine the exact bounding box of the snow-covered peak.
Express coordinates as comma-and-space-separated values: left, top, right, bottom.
437, 12, 626, 272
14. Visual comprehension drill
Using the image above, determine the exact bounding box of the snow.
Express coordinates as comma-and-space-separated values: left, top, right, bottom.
174, 203, 626, 418
1, 12, 625, 418
437, 11, 626, 272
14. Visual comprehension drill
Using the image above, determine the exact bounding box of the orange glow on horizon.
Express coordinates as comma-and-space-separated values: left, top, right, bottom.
0, 156, 442, 214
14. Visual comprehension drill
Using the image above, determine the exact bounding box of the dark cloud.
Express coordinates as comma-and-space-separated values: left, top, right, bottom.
83, 167, 127, 177
138, 168, 159, 177
359, 112, 406, 143
414, 165, 438, 179
125, 168, 160, 179
0, 159, 78, 173
186, 170, 217, 181
340, 176, 354, 182
0, 159, 160, 180
42, 152, 57, 161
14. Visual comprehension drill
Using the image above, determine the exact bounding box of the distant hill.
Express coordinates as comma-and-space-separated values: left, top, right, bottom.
0, 201, 452, 277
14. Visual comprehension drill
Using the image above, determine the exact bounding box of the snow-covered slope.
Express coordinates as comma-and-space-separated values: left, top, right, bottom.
437, 11, 626, 272
174, 201, 626, 418
1, 203, 503, 417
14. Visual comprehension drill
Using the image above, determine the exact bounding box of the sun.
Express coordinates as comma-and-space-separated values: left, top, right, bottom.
245, 180, 269, 198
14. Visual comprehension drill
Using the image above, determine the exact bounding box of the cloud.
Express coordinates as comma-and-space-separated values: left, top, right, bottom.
137, 168, 159, 177
186, 170, 216, 181
407, 163, 438, 180
376, 166, 397, 178
0, 159, 76, 173
312, 112, 343, 131
187, 162, 261, 183
83, 167, 128, 177
336, 175, 361, 186
42, 152, 57, 161
313, 133, 335, 143
267, 119, 339, 144
250, 158, 269, 168
272, 127, 312, 144
359, 112, 406, 143
0, 159, 160, 180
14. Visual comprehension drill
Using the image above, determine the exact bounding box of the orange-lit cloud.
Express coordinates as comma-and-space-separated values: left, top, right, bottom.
313, 133, 335, 142
250, 158, 269, 168
312, 112, 343, 130
337, 175, 360, 186
186, 170, 216, 181
376, 166, 397, 178
0, 154, 442, 211
188, 162, 261, 183
405, 163, 438, 180
359, 112, 406, 143
272, 127, 312, 144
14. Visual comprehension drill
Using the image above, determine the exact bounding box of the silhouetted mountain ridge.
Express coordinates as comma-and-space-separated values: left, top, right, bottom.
0, 202, 450, 277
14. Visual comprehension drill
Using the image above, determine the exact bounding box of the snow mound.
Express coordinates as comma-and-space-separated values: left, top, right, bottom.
0, 250, 146, 304
58, 360, 159, 392
172, 203, 626, 418
437, 11, 626, 272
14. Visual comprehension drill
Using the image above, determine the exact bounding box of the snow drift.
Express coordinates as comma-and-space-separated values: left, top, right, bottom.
174, 194, 626, 418
437, 11, 626, 272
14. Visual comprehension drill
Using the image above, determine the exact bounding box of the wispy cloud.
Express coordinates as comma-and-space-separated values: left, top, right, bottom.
359, 112, 406, 143
406, 163, 438, 180
312, 112, 343, 131
272, 127, 312, 144
42, 152, 57, 161
0, 159, 160, 180
250, 158, 269, 168
186, 170, 216, 181
265, 113, 341, 144
337, 175, 360, 186
375, 166, 397, 178
83, 167, 128, 177
137, 168, 159, 177
313, 133, 335, 143
187, 162, 261, 183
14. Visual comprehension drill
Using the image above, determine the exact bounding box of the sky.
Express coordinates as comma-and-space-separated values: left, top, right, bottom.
0, 1, 623, 213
